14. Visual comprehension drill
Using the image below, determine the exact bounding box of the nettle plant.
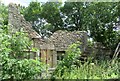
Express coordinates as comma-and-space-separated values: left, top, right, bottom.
0, 25, 45, 80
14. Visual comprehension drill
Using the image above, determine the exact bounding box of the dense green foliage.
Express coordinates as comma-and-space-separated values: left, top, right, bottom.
0, 26, 45, 79
1, 1, 119, 49
84, 2, 119, 49
22, 2, 120, 50
24, 2, 41, 23
41, 2, 64, 32
52, 43, 81, 78
0, 1, 120, 80
0, 3, 46, 80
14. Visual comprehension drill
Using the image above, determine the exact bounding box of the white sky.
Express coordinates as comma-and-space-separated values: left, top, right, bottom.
1, 0, 119, 6
1, 0, 66, 7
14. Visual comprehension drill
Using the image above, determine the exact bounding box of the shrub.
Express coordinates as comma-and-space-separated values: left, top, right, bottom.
0, 26, 45, 80
51, 42, 81, 79
2, 58, 45, 79
60, 59, 119, 79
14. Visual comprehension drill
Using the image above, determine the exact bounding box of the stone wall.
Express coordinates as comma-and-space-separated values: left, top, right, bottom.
94, 42, 112, 60
83, 42, 112, 60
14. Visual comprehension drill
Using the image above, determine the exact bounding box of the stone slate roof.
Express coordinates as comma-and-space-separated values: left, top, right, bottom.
8, 3, 87, 51
8, 3, 40, 39
48, 30, 87, 51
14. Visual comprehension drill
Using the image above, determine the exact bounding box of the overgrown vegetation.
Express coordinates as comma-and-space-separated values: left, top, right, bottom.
54, 60, 119, 79
21, 2, 120, 50
0, 1, 120, 80
0, 25, 45, 80
51, 42, 81, 79
0, 3, 46, 80
51, 43, 120, 79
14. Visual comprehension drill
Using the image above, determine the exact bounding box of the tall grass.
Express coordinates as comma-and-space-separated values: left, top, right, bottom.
60, 59, 119, 79
51, 59, 119, 79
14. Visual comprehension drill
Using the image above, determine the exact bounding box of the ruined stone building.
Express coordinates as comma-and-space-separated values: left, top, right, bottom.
8, 3, 88, 67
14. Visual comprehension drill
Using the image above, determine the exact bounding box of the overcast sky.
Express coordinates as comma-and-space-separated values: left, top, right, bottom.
1, 0, 119, 7
1, 0, 66, 7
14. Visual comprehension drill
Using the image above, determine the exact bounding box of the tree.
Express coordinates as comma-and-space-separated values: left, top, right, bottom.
23, 1, 42, 35
61, 2, 119, 49
22, 1, 64, 38
60, 2, 89, 31
85, 2, 119, 49
23, 1, 120, 50
24, 1, 41, 23
41, 2, 64, 32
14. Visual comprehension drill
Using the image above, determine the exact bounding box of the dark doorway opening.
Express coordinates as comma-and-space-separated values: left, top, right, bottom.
57, 51, 65, 63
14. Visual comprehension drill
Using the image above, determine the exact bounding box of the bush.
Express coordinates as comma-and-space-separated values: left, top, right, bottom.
0, 26, 45, 80
51, 42, 81, 79
2, 58, 44, 79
